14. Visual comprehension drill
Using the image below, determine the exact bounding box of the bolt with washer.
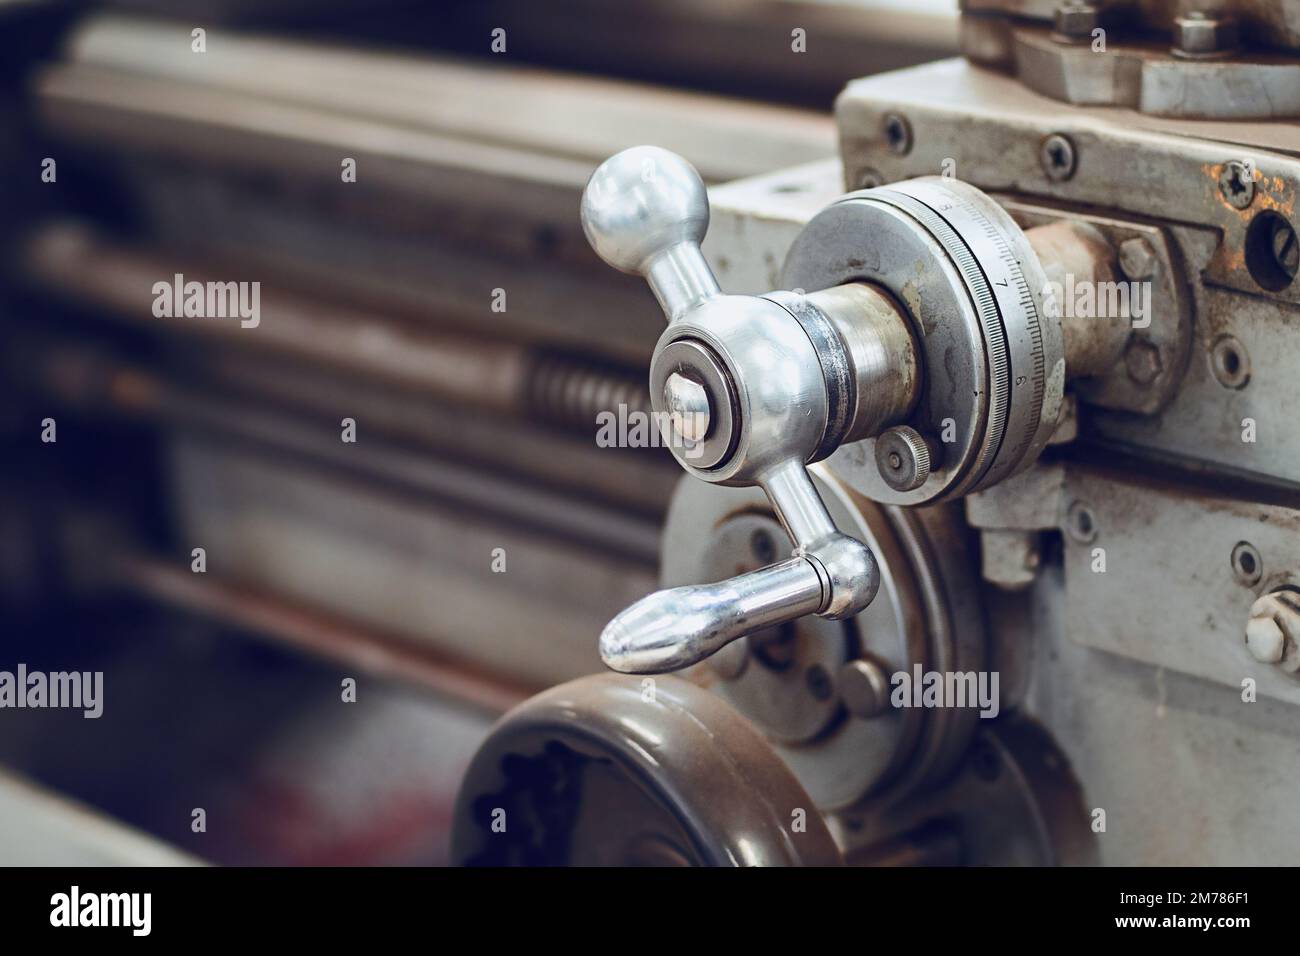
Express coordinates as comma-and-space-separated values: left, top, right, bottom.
1118, 237, 1157, 280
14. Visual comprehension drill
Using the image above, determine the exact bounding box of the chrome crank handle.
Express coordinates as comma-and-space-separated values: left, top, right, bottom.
582, 147, 880, 673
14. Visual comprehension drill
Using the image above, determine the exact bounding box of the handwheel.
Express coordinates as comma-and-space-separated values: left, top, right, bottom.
451, 673, 842, 866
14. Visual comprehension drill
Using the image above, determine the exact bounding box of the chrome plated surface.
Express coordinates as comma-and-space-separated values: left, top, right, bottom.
599, 556, 827, 674
581, 146, 889, 673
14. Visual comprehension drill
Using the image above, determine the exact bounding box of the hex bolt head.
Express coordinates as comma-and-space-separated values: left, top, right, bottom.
1218, 160, 1255, 210
875, 426, 932, 492
1124, 338, 1163, 385
1053, 3, 1100, 43
1118, 237, 1157, 280
1246, 591, 1300, 673
1173, 12, 1240, 59
1040, 133, 1077, 182
663, 371, 711, 443
839, 659, 891, 719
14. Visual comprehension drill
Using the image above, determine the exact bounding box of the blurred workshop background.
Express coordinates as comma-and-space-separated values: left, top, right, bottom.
0, 0, 955, 865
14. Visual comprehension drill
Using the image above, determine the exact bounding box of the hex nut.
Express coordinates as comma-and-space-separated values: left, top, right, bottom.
1124, 338, 1162, 385
1053, 3, 1100, 43
1118, 237, 1157, 280
1173, 12, 1240, 59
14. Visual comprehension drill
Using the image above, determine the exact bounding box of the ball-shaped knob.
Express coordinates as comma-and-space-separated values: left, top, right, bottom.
580, 145, 710, 275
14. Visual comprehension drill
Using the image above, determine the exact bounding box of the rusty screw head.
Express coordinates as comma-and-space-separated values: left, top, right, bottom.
1053, 3, 1100, 43
1118, 237, 1157, 280
1124, 338, 1162, 385
1173, 11, 1240, 59
1218, 160, 1255, 210
1246, 590, 1300, 673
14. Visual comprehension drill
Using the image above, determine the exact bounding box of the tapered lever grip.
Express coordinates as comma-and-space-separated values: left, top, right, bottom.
601, 461, 880, 674
600, 557, 827, 674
